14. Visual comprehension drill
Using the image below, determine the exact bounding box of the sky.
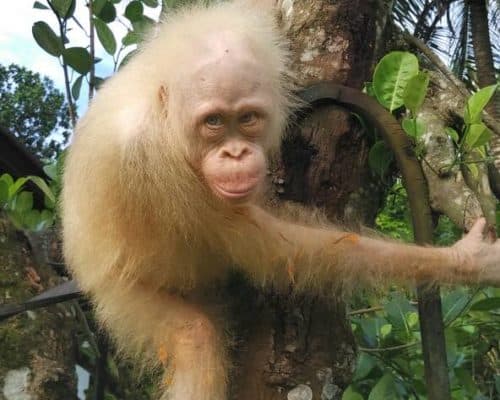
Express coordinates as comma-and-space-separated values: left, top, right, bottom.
0, 1, 159, 114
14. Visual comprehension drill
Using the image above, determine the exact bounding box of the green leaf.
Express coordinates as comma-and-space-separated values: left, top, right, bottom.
24, 209, 41, 230
369, 141, 393, 177
464, 84, 498, 124
0, 173, 14, 187
403, 71, 429, 115
14, 191, 34, 212
33, 1, 50, 9
380, 323, 392, 338
0, 180, 8, 204
63, 47, 92, 74
470, 297, 500, 311
9, 177, 28, 198
466, 163, 479, 179
125, 1, 144, 21
71, 75, 84, 101
32, 21, 64, 57
402, 117, 425, 139
445, 127, 459, 144
353, 353, 377, 381
464, 123, 492, 150
94, 0, 117, 23
454, 368, 479, 396
442, 288, 469, 324
28, 176, 56, 205
342, 385, 364, 400
368, 373, 397, 400
94, 18, 117, 55
50, 0, 74, 18
141, 0, 158, 7
405, 311, 418, 328
373, 51, 419, 112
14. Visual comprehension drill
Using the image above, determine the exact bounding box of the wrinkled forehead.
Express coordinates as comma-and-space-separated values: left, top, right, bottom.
172, 31, 273, 105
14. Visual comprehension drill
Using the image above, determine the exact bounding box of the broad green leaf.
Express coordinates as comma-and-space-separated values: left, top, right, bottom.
0, 180, 8, 203
380, 324, 392, 338
28, 176, 56, 205
369, 140, 393, 177
9, 177, 28, 198
71, 75, 84, 100
464, 84, 498, 124
24, 209, 41, 230
37, 210, 54, 231
373, 51, 419, 112
470, 297, 500, 311
405, 311, 418, 328
14, 191, 34, 212
94, 0, 117, 22
342, 386, 364, 400
368, 373, 397, 400
94, 18, 117, 54
353, 353, 377, 381
0, 173, 14, 187
464, 123, 492, 150
125, 1, 144, 22
32, 21, 64, 57
50, 0, 74, 18
402, 117, 425, 139
445, 127, 459, 144
141, 0, 159, 7
63, 47, 92, 74
33, 1, 49, 9
403, 71, 429, 115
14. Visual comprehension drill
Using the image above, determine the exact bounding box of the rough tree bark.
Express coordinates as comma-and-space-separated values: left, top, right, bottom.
229, 1, 383, 399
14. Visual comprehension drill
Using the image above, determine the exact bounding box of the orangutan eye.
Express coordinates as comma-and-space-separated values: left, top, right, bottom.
205, 114, 224, 128
239, 112, 258, 126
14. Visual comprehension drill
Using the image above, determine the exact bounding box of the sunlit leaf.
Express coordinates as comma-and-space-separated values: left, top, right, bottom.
373, 51, 419, 112
464, 123, 492, 150
403, 71, 429, 115
402, 117, 425, 139
464, 84, 498, 124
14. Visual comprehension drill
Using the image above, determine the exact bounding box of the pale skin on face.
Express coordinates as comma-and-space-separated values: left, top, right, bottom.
179, 38, 272, 203
62, 7, 500, 400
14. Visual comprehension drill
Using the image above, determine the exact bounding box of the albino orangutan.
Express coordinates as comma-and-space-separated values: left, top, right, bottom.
62, 1, 500, 399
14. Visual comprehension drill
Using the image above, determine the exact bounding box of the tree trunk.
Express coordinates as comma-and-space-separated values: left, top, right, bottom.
0, 217, 77, 400
467, 0, 500, 195
229, 1, 382, 398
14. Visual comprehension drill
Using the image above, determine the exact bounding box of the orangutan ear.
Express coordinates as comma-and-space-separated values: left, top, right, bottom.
158, 84, 169, 114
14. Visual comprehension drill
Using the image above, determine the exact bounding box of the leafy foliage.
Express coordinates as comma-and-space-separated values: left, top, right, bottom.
0, 63, 70, 159
343, 183, 500, 399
